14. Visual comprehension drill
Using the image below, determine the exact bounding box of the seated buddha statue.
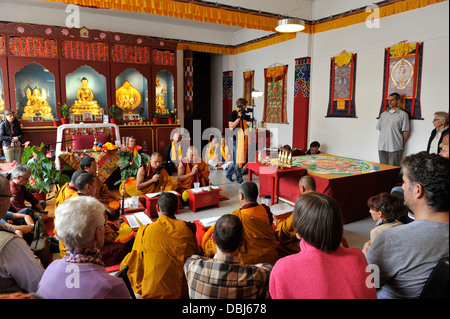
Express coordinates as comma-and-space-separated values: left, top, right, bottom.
23, 87, 54, 120
116, 80, 141, 114
71, 77, 101, 115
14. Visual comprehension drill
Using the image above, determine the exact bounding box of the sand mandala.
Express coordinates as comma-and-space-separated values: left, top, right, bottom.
288, 155, 380, 175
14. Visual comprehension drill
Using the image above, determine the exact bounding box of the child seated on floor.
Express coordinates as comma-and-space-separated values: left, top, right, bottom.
363, 192, 407, 249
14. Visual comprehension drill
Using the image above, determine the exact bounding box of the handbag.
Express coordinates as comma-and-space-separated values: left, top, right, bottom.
30, 214, 51, 268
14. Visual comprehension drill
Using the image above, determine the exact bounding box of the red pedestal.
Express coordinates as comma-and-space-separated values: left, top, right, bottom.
187, 188, 222, 213
144, 192, 182, 216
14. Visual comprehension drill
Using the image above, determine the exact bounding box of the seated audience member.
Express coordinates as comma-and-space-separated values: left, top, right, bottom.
176, 145, 210, 196
80, 156, 121, 217
37, 196, 130, 299
205, 135, 220, 169
0, 175, 44, 294
274, 175, 316, 253
184, 214, 272, 299
365, 152, 449, 299
218, 136, 232, 170
427, 111, 449, 154
203, 181, 277, 265
121, 192, 199, 299
9, 164, 48, 221
305, 141, 321, 155
269, 192, 377, 299
365, 192, 406, 243
136, 152, 172, 207
58, 173, 130, 266
163, 132, 183, 175
54, 169, 87, 208
389, 186, 414, 224
439, 138, 449, 158
127, 136, 137, 148
0, 211, 34, 244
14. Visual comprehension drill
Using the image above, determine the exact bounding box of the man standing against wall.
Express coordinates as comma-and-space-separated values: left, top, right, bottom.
376, 92, 410, 166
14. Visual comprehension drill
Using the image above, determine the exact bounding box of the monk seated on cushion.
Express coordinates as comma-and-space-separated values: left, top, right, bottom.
136, 152, 173, 208
203, 181, 277, 266
54, 169, 87, 209
176, 145, 210, 203
57, 173, 130, 266
120, 192, 199, 299
80, 156, 121, 219
274, 175, 316, 254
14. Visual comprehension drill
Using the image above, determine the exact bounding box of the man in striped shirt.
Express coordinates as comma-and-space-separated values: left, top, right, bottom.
184, 214, 272, 299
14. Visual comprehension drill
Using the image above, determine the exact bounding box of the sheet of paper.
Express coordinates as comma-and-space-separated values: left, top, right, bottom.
125, 215, 140, 228
145, 192, 160, 198
199, 215, 221, 227
134, 212, 153, 225
270, 203, 294, 216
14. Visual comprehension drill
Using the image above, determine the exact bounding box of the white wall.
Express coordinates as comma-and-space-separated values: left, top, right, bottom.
213, 1, 449, 162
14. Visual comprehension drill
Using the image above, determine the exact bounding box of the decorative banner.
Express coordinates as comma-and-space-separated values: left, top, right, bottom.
326, 51, 357, 118
243, 70, 254, 106
293, 57, 311, 151
379, 41, 423, 119
222, 71, 233, 132
184, 57, 194, 118
263, 65, 288, 124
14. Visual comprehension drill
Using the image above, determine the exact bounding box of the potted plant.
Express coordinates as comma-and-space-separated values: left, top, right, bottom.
152, 111, 159, 124
59, 103, 72, 124
21, 142, 71, 199
168, 110, 175, 124
115, 147, 150, 195
53, 117, 60, 127
108, 104, 119, 124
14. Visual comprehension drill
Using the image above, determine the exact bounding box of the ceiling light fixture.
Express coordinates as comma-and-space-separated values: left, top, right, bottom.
275, 18, 305, 33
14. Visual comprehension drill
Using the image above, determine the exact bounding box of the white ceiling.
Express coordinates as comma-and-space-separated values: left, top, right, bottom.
0, 0, 373, 46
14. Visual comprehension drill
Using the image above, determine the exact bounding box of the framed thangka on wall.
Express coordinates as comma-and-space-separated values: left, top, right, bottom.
243, 70, 254, 106
379, 41, 423, 120
263, 65, 288, 124
326, 51, 357, 118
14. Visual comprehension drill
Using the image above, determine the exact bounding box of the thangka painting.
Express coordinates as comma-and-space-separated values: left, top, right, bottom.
243, 70, 254, 106
263, 65, 288, 124
379, 41, 423, 119
184, 57, 194, 118
223, 71, 233, 131
326, 51, 357, 118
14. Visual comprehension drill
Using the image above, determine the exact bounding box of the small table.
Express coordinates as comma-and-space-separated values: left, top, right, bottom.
246, 162, 306, 205
187, 187, 222, 213
144, 191, 182, 216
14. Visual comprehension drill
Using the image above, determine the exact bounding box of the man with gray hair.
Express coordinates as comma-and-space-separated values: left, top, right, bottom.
9, 164, 47, 221
0, 174, 44, 294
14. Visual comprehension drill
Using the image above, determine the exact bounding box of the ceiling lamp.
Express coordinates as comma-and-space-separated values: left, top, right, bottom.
275, 18, 305, 33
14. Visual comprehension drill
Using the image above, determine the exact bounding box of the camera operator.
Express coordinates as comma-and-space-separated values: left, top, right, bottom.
226, 98, 253, 183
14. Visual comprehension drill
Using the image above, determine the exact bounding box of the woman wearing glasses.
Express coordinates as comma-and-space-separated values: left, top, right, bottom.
427, 111, 449, 154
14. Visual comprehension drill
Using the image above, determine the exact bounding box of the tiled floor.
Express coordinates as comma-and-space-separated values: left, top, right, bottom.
175, 169, 373, 250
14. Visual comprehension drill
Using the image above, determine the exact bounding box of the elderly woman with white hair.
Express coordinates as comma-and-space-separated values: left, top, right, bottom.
36, 196, 130, 299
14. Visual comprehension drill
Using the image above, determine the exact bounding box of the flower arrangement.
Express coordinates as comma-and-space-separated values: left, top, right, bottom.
152, 110, 160, 119
115, 147, 150, 185
59, 102, 72, 119
21, 142, 71, 194
108, 104, 119, 119
168, 110, 176, 118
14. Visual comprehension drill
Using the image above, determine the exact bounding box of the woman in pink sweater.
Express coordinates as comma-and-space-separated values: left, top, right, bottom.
269, 192, 377, 299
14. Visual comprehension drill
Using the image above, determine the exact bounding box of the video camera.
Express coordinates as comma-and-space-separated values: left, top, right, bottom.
237, 105, 247, 117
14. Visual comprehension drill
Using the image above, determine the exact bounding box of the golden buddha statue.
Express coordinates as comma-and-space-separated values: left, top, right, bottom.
0, 88, 5, 114
71, 77, 102, 115
116, 80, 141, 114
23, 87, 54, 120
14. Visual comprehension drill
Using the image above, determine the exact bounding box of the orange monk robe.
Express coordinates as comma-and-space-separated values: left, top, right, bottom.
120, 215, 199, 299
202, 203, 277, 265
176, 158, 210, 193
136, 164, 173, 197
275, 215, 300, 253
54, 183, 78, 209
95, 176, 120, 210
